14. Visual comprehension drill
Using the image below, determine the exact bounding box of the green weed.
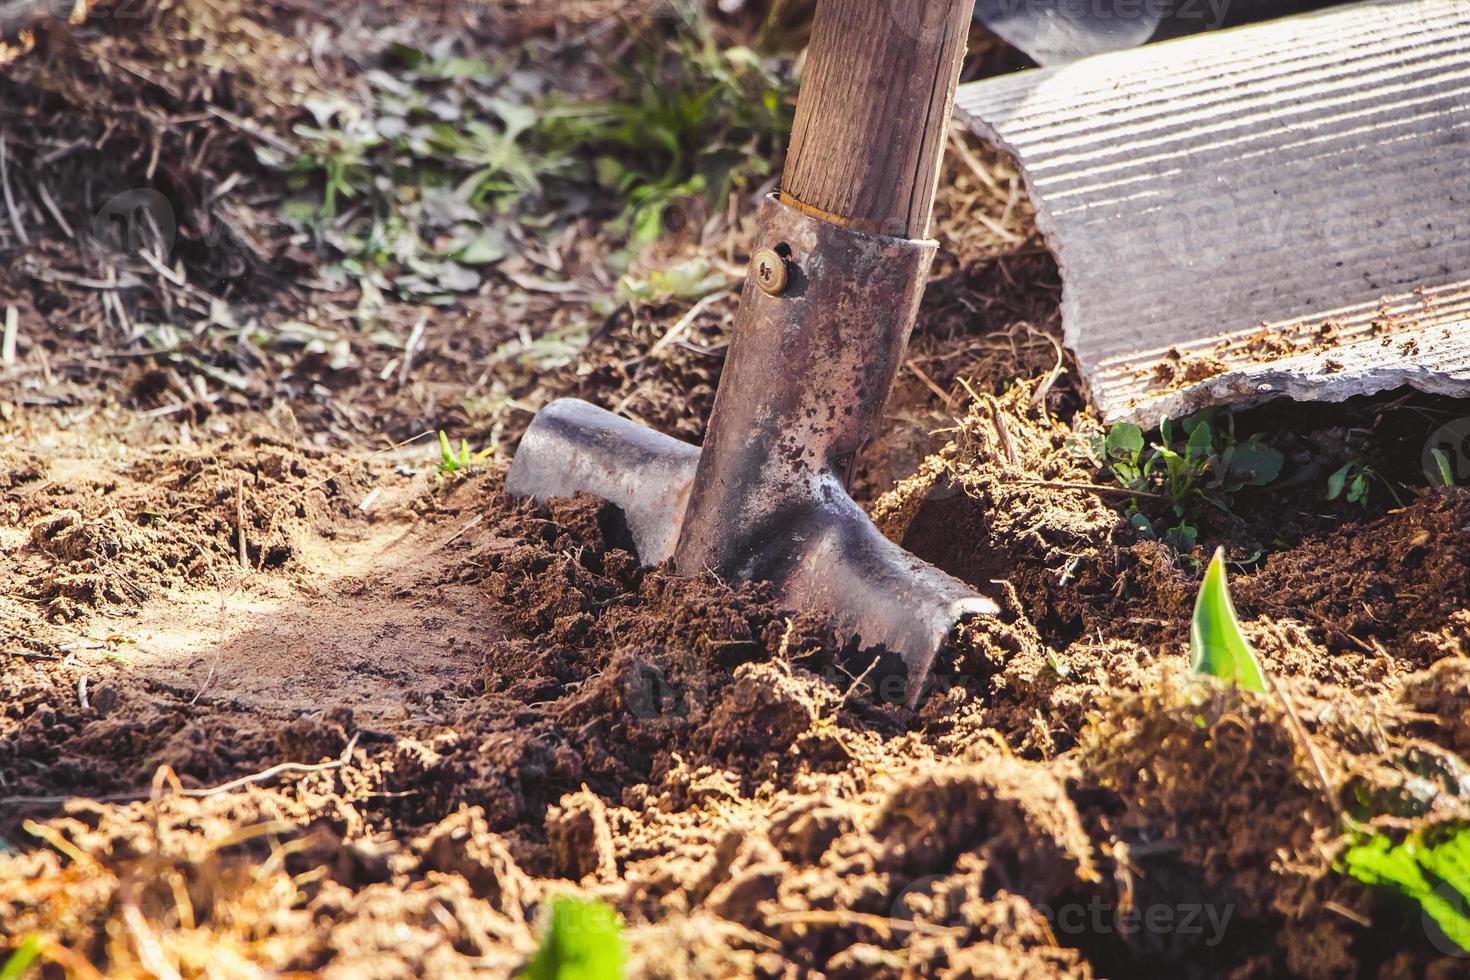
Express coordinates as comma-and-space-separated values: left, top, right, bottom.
518, 896, 626, 980
1082, 410, 1284, 552
275, 2, 793, 302
491, 323, 596, 372
618, 256, 727, 304
288, 98, 385, 220
435, 430, 494, 477
1190, 547, 1267, 693
1326, 460, 1405, 508
1340, 822, 1470, 954
537, 1, 793, 247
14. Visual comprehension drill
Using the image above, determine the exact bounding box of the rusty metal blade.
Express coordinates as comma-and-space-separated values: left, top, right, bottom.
506, 398, 699, 564
955, 0, 1470, 425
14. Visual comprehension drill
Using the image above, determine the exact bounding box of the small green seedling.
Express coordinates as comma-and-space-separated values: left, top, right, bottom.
1, 935, 43, 980
1326, 461, 1405, 508
289, 110, 384, 221
1190, 547, 1267, 693
1084, 412, 1283, 555
1341, 823, 1470, 954
1430, 448, 1456, 488
436, 430, 494, 477
518, 896, 626, 980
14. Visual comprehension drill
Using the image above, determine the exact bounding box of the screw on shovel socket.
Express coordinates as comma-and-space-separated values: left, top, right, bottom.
752, 247, 788, 296
507, 195, 997, 707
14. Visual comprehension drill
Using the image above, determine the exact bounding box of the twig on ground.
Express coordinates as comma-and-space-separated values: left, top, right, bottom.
767, 909, 965, 939
906, 358, 954, 408
149, 515, 228, 705
204, 103, 299, 155
235, 476, 250, 574
35, 180, 73, 238
3, 304, 17, 365
1029, 331, 1066, 408
1265, 673, 1343, 820
397, 313, 428, 385
259, 430, 433, 566
5, 648, 62, 661
1322, 900, 1372, 927
0, 135, 29, 246
832, 654, 881, 713
977, 389, 1019, 466
435, 514, 485, 551
631, 289, 730, 366
120, 885, 182, 980
172, 734, 360, 799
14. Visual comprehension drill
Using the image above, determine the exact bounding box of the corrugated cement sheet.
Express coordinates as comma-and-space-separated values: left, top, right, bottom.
955, 0, 1470, 425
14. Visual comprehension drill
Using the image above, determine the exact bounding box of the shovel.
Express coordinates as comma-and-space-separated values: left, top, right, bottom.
509, 0, 995, 708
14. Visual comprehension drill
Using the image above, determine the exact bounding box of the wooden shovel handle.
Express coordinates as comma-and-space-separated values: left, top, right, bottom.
780, 0, 976, 240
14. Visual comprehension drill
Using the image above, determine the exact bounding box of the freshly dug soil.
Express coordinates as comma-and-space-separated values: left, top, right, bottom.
4, 391, 1469, 977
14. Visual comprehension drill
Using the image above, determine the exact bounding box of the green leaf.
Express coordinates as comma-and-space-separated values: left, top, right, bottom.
1327, 462, 1352, 501
519, 897, 626, 980
1431, 447, 1455, 488
451, 226, 512, 266
1348, 473, 1368, 504
1, 936, 43, 980
1153, 446, 1181, 463
1185, 420, 1214, 460
386, 41, 429, 68
1112, 462, 1141, 488
1104, 423, 1144, 462
618, 257, 726, 303
1165, 521, 1198, 553
493, 323, 592, 371
1179, 409, 1215, 435
1070, 430, 1106, 465
1341, 823, 1470, 954
630, 202, 666, 245
1190, 547, 1267, 693
432, 55, 497, 81
1224, 441, 1285, 487
490, 98, 538, 139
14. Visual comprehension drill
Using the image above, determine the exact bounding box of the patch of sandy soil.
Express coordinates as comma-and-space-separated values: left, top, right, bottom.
121, 513, 497, 724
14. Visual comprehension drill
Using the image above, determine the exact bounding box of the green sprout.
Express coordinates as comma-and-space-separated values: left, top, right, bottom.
1, 936, 43, 980
1430, 448, 1456, 488
1340, 823, 1470, 954
518, 896, 626, 980
435, 430, 494, 477
1190, 547, 1267, 693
